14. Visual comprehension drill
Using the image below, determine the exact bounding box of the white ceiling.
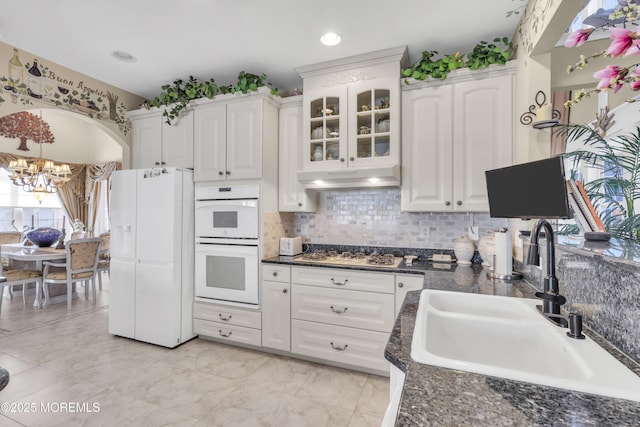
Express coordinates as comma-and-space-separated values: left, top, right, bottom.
0, 0, 527, 100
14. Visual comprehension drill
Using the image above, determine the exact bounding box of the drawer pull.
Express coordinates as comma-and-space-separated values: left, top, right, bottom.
272, 271, 278, 277
330, 305, 348, 315
330, 278, 349, 286
218, 330, 232, 338
330, 342, 348, 351
218, 314, 232, 321
398, 282, 404, 288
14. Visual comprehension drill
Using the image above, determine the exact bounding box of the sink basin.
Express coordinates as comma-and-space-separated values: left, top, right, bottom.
411, 290, 640, 402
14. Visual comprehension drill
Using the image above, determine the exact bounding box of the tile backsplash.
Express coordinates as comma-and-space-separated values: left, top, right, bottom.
293, 189, 506, 249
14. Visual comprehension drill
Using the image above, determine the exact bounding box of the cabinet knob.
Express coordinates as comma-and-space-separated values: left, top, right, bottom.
225, 171, 231, 175
218, 171, 224, 176
161, 161, 166, 166
272, 272, 278, 277
298, 203, 303, 207
340, 158, 345, 163
155, 162, 160, 166
445, 201, 451, 206
349, 156, 355, 162
457, 200, 462, 206
398, 282, 404, 288
282, 288, 288, 294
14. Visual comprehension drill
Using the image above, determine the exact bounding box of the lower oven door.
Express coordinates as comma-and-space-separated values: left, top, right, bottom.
195, 243, 259, 305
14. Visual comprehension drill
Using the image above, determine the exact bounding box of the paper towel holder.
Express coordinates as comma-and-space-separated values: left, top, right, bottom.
487, 254, 523, 281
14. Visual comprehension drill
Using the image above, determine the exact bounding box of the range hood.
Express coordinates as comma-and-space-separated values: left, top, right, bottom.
297, 165, 401, 189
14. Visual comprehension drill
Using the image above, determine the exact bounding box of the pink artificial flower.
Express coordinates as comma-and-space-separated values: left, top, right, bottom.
593, 65, 626, 92
630, 69, 640, 91
564, 28, 594, 48
606, 28, 635, 57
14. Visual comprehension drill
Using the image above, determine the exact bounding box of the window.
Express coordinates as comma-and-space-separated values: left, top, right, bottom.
0, 168, 67, 231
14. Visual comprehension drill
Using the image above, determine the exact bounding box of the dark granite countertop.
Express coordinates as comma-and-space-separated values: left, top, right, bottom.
387, 274, 640, 426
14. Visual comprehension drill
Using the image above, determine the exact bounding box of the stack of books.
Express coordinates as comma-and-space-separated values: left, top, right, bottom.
566, 179, 606, 233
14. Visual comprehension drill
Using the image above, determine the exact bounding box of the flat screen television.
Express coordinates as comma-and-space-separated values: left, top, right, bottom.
485, 156, 571, 219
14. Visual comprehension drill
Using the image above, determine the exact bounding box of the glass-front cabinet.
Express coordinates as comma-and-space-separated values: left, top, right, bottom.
302, 87, 348, 170
301, 78, 398, 171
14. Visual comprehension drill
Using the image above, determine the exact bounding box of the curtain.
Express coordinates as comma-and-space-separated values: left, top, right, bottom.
0, 152, 120, 236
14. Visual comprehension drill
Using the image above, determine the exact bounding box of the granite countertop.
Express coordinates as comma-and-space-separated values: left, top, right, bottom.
387, 274, 640, 426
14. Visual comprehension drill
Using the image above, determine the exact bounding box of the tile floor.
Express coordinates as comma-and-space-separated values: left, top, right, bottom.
0, 278, 389, 426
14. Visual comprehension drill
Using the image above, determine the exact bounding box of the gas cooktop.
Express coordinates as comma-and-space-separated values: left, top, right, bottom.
292, 251, 403, 269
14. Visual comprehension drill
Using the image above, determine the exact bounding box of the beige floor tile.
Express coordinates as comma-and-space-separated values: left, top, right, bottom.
241, 354, 317, 395
354, 374, 390, 417
272, 395, 354, 427
0, 366, 62, 403
0, 353, 37, 376
4, 377, 106, 427
0, 415, 23, 427
204, 386, 292, 427
295, 364, 369, 412
348, 411, 384, 427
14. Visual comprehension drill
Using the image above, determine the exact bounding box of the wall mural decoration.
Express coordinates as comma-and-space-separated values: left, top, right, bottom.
511, 0, 559, 60
0, 111, 54, 151
0, 45, 142, 137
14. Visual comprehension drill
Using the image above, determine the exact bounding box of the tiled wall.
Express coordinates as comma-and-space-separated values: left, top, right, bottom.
262, 212, 295, 258
293, 189, 507, 249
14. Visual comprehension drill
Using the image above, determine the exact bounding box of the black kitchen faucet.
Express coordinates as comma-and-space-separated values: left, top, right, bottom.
526, 219, 585, 339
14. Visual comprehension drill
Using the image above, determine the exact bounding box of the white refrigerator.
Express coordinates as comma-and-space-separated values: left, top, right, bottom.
108, 167, 196, 348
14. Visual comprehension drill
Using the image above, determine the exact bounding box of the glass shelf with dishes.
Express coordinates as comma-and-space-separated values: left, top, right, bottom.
356, 88, 391, 160
307, 95, 343, 164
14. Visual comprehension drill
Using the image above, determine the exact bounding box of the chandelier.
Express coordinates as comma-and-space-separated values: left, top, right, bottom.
7, 113, 71, 203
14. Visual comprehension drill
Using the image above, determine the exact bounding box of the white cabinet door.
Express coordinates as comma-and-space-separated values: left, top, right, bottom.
453, 74, 514, 212
278, 98, 316, 212
162, 110, 194, 169
226, 98, 262, 180
401, 85, 453, 211
108, 259, 136, 339
131, 114, 163, 169
395, 274, 424, 317
262, 281, 291, 351
193, 103, 226, 182
301, 87, 348, 170
348, 77, 399, 168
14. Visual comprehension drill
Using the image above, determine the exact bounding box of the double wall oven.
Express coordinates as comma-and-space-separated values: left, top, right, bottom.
195, 184, 260, 306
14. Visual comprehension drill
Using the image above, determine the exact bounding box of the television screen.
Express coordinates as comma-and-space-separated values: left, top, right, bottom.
485, 156, 571, 219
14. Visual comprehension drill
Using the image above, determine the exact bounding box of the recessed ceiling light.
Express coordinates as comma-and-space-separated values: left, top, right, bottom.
320, 32, 341, 46
112, 51, 137, 63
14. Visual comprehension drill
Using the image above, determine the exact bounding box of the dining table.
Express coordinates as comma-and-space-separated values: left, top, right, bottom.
0, 243, 67, 307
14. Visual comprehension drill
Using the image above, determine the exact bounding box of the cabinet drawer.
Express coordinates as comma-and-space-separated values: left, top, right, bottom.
262, 264, 291, 283
193, 302, 261, 329
194, 319, 261, 347
395, 273, 425, 317
291, 319, 389, 372
291, 266, 394, 293
292, 284, 394, 332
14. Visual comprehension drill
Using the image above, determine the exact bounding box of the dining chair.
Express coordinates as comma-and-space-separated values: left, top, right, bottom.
42, 238, 101, 310
0, 264, 42, 315
97, 232, 110, 291
0, 231, 26, 302
69, 230, 86, 240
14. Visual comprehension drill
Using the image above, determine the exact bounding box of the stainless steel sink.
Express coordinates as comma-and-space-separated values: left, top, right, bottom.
411, 290, 640, 402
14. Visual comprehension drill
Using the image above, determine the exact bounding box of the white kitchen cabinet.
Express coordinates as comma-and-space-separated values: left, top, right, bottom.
129, 109, 194, 170
278, 96, 316, 212
299, 79, 400, 172
401, 63, 515, 212
262, 281, 291, 351
193, 90, 278, 182
395, 274, 424, 317
193, 301, 262, 346
296, 46, 408, 188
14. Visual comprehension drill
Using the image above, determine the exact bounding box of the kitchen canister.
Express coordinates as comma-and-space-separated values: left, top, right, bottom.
453, 235, 475, 265
477, 231, 496, 268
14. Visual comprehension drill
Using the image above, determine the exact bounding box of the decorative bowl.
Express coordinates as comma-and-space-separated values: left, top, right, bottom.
26, 227, 62, 247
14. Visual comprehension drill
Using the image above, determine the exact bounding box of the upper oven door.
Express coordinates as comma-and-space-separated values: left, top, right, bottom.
195, 199, 259, 239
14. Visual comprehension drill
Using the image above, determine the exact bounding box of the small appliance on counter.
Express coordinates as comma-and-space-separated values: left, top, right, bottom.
280, 236, 303, 256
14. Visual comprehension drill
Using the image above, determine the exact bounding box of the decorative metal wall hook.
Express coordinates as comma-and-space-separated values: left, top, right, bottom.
520, 90, 561, 128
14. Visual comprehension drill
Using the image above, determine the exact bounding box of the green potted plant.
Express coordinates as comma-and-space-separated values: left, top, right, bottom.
557, 123, 640, 240
145, 71, 278, 125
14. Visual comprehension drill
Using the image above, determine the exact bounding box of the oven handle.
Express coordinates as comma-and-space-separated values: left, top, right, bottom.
196, 199, 258, 209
